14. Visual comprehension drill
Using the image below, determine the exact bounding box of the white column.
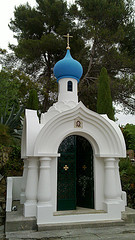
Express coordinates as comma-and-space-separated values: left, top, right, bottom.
115, 158, 122, 200
37, 157, 53, 224
24, 157, 39, 217
20, 159, 28, 204
37, 157, 52, 204
104, 158, 117, 201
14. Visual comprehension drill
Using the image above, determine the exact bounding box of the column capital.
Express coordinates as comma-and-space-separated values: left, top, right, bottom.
104, 157, 115, 162
23, 158, 28, 166
28, 156, 38, 161
39, 157, 52, 161
27, 157, 38, 169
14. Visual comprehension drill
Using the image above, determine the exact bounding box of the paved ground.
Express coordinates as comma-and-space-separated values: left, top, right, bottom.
0, 225, 4, 240
4, 204, 135, 240
0, 223, 135, 240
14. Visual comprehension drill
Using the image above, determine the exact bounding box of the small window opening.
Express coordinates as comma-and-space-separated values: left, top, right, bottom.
67, 81, 73, 92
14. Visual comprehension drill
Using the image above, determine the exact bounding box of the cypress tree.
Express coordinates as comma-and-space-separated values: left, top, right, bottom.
97, 67, 114, 120
27, 89, 38, 110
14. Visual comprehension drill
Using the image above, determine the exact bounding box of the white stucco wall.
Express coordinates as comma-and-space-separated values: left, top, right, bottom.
58, 78, 78, 103
20, 101, 126, 225
6, 177, 22, 212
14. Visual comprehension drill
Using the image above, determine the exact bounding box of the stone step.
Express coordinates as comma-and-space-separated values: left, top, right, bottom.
5, 223, 135, 240
5, 202, 135, 233
5, 216, 37, 233
5, 202, 37, 232
122, 207, 135, 223
38, 219, 125, 231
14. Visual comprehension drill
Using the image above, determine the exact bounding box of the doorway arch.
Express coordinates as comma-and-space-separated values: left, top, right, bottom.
57, 135, 94, 211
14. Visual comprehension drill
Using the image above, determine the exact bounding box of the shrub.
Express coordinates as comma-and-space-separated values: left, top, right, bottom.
119, 158, 135, 209
0, 145, 23, 177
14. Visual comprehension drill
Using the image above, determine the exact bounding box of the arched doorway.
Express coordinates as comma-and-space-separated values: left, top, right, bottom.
57, 135, 94, 211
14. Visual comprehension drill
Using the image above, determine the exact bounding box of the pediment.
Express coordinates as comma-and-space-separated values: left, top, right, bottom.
34, 102, 126, 158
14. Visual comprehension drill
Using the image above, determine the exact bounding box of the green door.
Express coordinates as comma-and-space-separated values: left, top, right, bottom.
76, 136, 94, 209
57, 136, 76, 211
57, 135, 94, 211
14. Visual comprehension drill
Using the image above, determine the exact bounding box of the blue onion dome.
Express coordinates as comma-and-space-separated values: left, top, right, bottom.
53, 49, 83, 82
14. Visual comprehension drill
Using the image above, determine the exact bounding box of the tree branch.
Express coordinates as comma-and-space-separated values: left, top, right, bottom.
81, 38, 96, 83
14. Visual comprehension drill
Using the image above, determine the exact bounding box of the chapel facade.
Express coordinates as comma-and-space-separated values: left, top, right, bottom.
9, 35, 127, 226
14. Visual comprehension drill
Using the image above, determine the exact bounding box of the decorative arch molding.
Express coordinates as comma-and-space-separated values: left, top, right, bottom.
56, 130, 99, 155
34, 102, 126, 158
21, 116, 26, 158
21, 109, 42, 158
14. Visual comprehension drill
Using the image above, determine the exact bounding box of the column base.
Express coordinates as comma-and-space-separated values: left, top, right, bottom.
20, 192, 26, 204
103, 201, 123, 219
37, 202, 53, 225
24, 200, 37, 217
122, 191, 127, 206
118, 199, 126, 212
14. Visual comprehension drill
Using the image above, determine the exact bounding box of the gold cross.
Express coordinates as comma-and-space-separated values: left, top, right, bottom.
63, 33, 73, 50
63, 165, 69, 171
82, 165, 87, 170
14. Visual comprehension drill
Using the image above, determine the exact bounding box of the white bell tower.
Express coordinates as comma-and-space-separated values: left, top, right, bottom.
58, 77, 78, 103
53, 34, 83, 105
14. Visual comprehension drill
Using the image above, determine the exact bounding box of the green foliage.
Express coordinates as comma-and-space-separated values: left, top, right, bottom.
27, 89, 39, 110
0, 70, 20, 118
0, 145, 23, 177
120, 22, 135, 59
75, 0, 133, 44
0, 105, 24, 144
73, 0, 135, 113
0, 69, 37, 118
1, 0, 134, 113
97, 67, 114, 120
122, 124, 135, 150
8, 0, 86, 111
112, 75, 135, 114
0, 107, 23, 176
0, 124, 12, 146
119, 158, 135, 208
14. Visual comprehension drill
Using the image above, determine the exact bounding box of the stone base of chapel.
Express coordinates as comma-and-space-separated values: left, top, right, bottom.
5, 200, 135, 233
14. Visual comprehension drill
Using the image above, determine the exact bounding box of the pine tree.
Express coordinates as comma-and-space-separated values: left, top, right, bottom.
27, 89, 38, 110
97, 67, 114, 120
8, 0, 76, 112
8, 0, 135, 113
73, 0, 135, 113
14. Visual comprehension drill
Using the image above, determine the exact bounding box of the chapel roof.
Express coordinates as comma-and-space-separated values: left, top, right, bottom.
53, 48, 83, 82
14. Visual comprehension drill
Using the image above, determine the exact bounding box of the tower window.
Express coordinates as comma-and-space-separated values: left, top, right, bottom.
67, 81, 73, 92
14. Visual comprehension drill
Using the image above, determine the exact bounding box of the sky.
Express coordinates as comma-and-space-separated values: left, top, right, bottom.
0, 0, 135, 126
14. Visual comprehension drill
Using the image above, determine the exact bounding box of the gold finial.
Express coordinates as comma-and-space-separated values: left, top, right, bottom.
63, 33, 73, 49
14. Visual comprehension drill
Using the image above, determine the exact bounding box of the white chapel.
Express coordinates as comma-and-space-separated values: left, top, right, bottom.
7, 35, 127, 227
